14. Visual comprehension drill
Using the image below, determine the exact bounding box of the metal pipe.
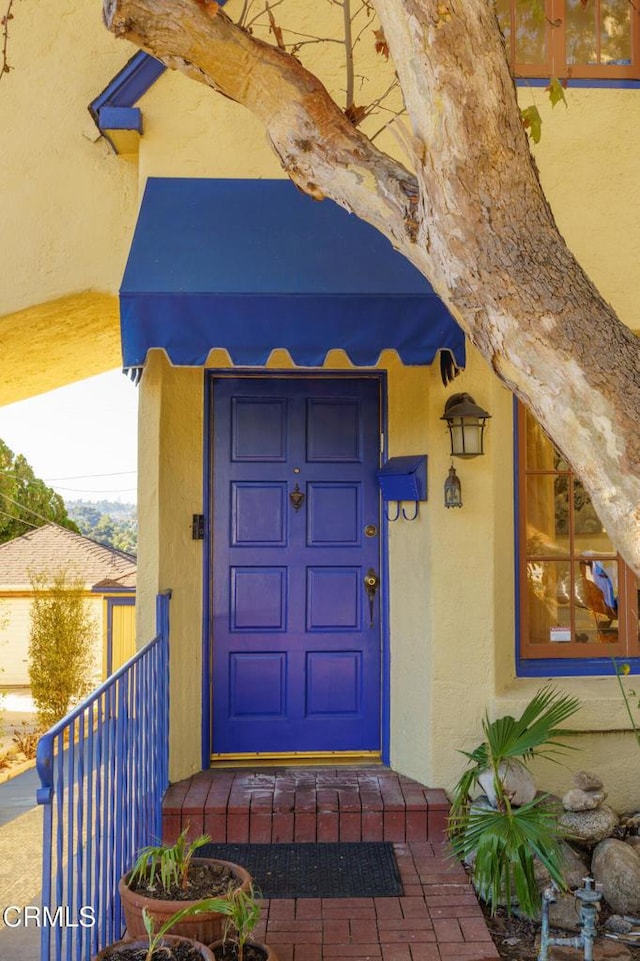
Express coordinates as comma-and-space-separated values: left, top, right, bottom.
537, 877, 601, 961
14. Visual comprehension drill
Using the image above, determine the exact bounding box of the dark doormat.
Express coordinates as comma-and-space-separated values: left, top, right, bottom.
198, 842, 404, 899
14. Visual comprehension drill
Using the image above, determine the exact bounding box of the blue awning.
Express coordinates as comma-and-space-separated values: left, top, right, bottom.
120, 178, 465, 371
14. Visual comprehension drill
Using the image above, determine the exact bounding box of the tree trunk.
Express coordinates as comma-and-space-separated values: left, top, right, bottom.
103, 0, 640, 573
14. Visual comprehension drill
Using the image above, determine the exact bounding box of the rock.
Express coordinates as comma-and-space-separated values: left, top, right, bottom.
604, 916, 634, 935
574, 771, 604, 792
626, 837, 640, 851
558, 805, 619, 846
563, 788, 607, 812
592, 838, 640, 915
621, 813, 640, 834
548, 891, 582, 932
477, 760, 537, 807
534, 842, 590, 891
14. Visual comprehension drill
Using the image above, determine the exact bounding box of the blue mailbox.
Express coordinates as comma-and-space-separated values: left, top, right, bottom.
376, 455, 428, 520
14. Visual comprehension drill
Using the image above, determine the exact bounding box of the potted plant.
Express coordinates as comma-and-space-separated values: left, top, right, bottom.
92, 898, 227, 961
209, 886, 278, 961
119, 827, 252, 944
447, 685, 581, 918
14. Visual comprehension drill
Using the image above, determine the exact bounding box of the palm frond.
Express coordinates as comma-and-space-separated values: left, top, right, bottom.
451, 799, 567, 917
503, 687, 580, 760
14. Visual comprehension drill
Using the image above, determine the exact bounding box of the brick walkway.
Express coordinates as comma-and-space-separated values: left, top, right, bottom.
163, 767, 499, 961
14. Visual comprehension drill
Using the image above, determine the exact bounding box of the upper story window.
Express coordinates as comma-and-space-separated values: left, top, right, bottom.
518, 404, 639, 663
496, 0, 640, 79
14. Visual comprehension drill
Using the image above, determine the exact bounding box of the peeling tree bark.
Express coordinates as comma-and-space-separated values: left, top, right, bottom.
104, 0, 640, 573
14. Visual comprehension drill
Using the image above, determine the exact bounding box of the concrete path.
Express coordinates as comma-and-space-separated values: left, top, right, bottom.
0, 804, 43, 960
0, 765, 40, 828
0, 696, 44, 961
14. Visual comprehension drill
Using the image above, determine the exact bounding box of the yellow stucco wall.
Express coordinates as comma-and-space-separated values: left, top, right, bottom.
3, 4, 640, 807
0, 3, 140, 400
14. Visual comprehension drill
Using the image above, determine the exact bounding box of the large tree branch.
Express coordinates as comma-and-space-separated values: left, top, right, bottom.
104, 0, 422, 244
104, 0, 640, 573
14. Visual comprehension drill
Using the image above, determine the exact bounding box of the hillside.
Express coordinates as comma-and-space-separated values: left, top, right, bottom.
66, 500, 137, 555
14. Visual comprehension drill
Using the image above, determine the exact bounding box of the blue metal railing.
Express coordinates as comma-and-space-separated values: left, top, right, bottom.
36, 592, 170, 961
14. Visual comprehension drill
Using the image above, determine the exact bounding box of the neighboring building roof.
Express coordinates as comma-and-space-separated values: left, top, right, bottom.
0, 524, 136, 591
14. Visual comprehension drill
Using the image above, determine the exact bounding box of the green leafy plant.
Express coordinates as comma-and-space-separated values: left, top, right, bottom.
448, 685, 580, 917
219, 885, 262, 961
141, 897, 233, 961
130, 826, 211, 893
28, 568, 97, 728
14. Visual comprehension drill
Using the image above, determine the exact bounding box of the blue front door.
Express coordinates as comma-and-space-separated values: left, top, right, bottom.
210, 376, 382, 757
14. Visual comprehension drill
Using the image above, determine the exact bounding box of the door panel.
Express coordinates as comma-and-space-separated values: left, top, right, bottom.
211, 376, 382, 756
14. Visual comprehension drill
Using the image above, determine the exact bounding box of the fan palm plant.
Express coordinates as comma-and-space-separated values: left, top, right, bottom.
448, 685, 581, 917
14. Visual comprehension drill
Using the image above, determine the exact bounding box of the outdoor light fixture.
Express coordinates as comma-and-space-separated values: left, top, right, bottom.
444, 465, 463, 509
441, 393, 491, 458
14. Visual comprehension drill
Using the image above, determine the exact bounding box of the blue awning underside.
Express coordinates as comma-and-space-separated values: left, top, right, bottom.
120, 178, 465, 372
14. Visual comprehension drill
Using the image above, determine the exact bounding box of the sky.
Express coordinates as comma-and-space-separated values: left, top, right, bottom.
0, 369, 138, 504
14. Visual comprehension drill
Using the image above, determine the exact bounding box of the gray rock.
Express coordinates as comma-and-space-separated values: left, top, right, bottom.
549, 891, 583, 932
604, 916, 634, 934
592, 838, 640, 915
574, 771, 604, 791
563, 788, 607, 812
534, 842, 590, 891
559, 805, 619, 846
477, 760, 537, 807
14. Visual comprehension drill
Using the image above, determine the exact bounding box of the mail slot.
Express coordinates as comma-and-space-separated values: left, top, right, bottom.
376, 455, 428, 502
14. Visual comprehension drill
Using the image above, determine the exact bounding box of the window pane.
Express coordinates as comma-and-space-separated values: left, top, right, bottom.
566, 0, 597, 64
526, 559, 571, 645
575, 559, 619, 643
601, 0, 631, 64
566, 0, 631, 65
573, 479, 615, 552
526, 475, 570, 555
524, 409, 559, 469
516, 0, 547, 62
526, 559, 620, 646
495, 0, 547, 63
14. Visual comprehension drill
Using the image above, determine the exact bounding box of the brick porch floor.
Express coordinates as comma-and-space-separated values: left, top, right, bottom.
162, 767, 499, 961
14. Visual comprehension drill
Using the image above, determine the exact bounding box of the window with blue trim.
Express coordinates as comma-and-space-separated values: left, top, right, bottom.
517, 404, 639, 666
496, 0, 640, 80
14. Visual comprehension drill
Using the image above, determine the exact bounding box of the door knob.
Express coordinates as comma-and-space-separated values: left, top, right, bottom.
364, 568, 380, 628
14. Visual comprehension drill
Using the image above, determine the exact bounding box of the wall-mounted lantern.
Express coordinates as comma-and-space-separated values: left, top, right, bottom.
444, 465, 463, 509
441, 393, 491, 458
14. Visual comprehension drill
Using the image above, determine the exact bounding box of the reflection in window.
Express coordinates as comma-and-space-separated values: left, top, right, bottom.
518, 405, 639, 661
495, 0, 637, 77
566, 0, 631, 65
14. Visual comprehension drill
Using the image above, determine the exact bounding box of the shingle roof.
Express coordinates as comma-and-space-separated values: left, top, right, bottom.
0, 524, 136, 590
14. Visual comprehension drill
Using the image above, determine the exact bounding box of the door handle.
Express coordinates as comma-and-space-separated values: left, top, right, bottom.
364, 568, 380, 628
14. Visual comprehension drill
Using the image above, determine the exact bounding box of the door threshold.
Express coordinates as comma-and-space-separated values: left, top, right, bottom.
210, 750, 382, 768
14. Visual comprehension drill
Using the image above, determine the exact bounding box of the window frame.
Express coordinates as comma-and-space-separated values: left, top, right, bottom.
516, 402, 639, 671
499, 0, 640, 81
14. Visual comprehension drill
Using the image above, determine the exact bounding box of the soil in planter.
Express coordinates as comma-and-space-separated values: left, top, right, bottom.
211, 944, 267, 961
100, 944, 205, 961
129, 862, 241, 902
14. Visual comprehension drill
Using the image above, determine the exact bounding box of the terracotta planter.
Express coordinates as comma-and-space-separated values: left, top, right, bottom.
209, 939, 279, 961
119, 859, 252, 945
92, 933, 215, 960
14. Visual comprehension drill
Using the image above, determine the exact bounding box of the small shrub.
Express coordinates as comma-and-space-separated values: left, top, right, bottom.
129, 826, 211, 893
448, 685, 581, 918
12, 721, 41, 758
28, 569, 97, 729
